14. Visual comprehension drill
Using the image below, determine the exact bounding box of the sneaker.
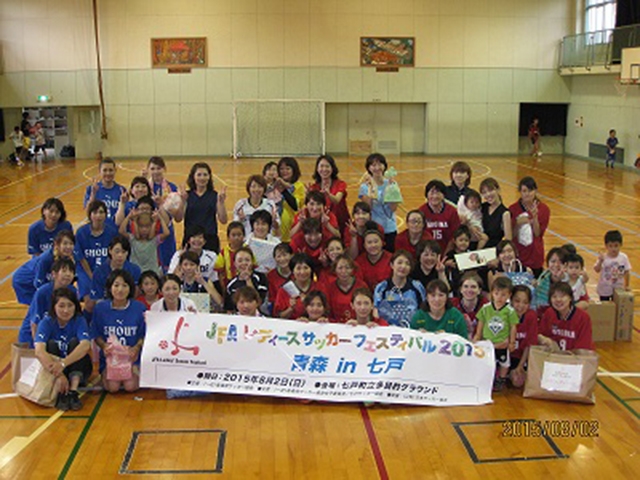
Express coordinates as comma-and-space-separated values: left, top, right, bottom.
492, 377, 506, 392
56, 393, 70, 411
68, 391, 83, 411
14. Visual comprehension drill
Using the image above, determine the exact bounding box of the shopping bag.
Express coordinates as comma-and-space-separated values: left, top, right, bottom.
505, 259, 535, 291
11, 343, 59, 407
383, 168, 403, 203
105, 335, 133, 381
523, 345, 598, 404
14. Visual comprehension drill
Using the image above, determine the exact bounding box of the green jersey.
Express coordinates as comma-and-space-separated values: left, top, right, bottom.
477, 302, 519, 344
410, 308, 469, 339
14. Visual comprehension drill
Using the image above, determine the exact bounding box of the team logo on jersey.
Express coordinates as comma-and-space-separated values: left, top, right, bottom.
487, 316, 504, 336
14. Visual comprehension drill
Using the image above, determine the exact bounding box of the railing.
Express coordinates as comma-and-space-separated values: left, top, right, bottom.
559, 24, 640, 69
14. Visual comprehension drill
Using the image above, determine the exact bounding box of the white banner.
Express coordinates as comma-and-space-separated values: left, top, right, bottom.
140, 312, 495, 406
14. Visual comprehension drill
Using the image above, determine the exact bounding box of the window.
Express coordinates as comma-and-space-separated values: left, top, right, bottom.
585, 0, 617, 33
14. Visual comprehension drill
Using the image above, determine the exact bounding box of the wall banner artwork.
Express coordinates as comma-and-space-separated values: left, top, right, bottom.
141, 312, 495, 406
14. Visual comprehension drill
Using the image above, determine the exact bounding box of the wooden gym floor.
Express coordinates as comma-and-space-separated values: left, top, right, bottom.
0, 154, 638, 479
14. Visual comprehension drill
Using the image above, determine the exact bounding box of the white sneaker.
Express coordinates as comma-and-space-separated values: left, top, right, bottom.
537, 151, 543, 157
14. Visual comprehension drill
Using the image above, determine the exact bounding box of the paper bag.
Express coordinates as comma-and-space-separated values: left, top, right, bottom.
523, 346, 598, 404
106, 335, 133, 381
11, 343, 59, 407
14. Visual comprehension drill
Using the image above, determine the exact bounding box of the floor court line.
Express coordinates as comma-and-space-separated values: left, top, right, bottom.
0, 164, 64, 191
501, 157, 640, 204
359, 405, 389, 480
598, 367, 640, 394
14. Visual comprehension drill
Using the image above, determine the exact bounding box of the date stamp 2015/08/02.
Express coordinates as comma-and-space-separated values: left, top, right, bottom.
502, 420, 600, 438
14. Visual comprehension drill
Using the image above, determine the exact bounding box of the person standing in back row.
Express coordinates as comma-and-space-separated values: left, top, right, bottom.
605, 129, 618, 169
528, 117, 541, 157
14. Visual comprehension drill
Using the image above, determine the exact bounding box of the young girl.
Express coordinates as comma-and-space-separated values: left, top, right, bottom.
136, 270, 161, 310
91, 270, 146, 393
290, 190, 341, 239
275, 157, 305, 242
419, 180, 461, 253
450, 273, 487, 340
457, 189, 488, 249
355, 229, 393, 291
347, 288, 388, 327
358, 153, 400, 251
290, 218, 326, 271
247, 210, 280, 273
28, 198, 73, 256
214, 221, 246, 287
308, 155, 350, 234
266, 243, 293, 310
297, 291, 330, 323
120, 211, 169, 276
509, 285, 539, 388
395, 210, 433, 258
274, 253, 316, 319
487, 239, 533, 290
444, 161, 471, 206
168, 225, 218, 282
374, 250, 426, 328
75, 200, 118, 302
233, 174, 280, 237
344, 202, 379, 259
323, 254, 367, 323
35, 288, 92, 411
444, 226, 472, 295
150, 274, 198, 313
539, 282, 594, 351
410, 240, 448, 289
178, 251, 223, 309
410, 280, 468, 337
224, 247, 268, 312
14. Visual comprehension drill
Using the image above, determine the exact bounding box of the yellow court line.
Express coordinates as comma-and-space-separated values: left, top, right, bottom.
0, 375, 101, 469
598, 366, 640, 394
0, 165, 64, 191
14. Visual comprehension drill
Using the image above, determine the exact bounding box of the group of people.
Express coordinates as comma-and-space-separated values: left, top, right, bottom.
14, 153, 632, 410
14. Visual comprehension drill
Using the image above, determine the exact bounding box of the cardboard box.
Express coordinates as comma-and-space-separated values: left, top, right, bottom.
613, 288, 634, 342
587, 301, 616, 342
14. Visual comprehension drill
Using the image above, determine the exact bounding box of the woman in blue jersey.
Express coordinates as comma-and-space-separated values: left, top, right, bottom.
91, 269, 146, 393
83, 157, 125, 223
27, 198, 73, 256
35, 288, 92, 411
75, 200, 118, 303
13, 229, 75, 305
373, 250, 426, 328
19, 257, 76, 348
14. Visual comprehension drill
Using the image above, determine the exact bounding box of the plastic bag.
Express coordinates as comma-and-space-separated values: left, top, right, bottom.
383, 167, 403, 203
517, 214, 533, 246
106, 334, 132, 381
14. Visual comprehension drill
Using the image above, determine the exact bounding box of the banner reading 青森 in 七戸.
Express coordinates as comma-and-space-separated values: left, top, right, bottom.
140, 312, 495, 406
